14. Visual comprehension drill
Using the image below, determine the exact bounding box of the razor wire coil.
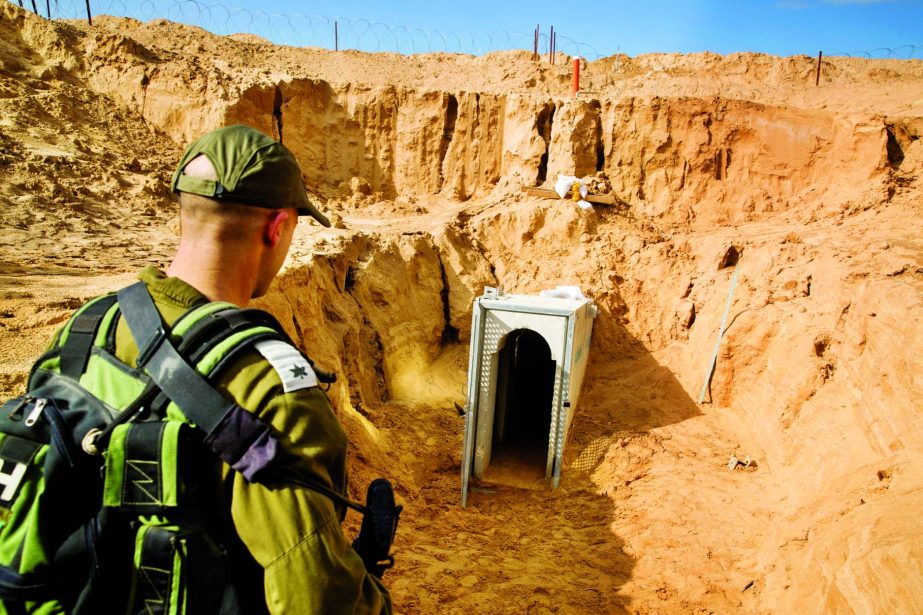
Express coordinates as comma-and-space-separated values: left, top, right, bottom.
827, 44, 923, 59
14, 0, 603, 58
11, 0, 922, 60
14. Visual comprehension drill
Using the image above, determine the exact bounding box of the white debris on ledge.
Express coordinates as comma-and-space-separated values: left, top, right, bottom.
539, 285, 588, 301
554, 174, 592, 211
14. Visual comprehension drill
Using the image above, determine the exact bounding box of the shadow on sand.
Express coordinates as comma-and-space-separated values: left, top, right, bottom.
459, 300, 702, 613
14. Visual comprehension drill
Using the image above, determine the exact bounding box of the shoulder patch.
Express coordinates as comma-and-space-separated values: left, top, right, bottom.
254, 340, 318, 393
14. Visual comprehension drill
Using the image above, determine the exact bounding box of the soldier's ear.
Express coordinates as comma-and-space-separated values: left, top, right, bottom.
263, 210, 292, 248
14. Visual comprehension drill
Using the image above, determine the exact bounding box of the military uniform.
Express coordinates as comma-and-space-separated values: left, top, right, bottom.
112, 267, 392, 614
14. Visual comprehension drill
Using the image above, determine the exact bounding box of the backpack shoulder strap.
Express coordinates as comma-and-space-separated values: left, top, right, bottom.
115, 282, 362, 513
178, 307, 291, 371
116, 282, 278, 483
58, 294, 119, 381
177, 306, 336, 385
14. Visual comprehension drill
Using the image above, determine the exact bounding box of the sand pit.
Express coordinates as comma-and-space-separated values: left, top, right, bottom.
1, 4, 922, 613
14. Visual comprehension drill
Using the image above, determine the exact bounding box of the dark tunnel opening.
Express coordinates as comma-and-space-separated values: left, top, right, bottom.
490, 329, 555, 479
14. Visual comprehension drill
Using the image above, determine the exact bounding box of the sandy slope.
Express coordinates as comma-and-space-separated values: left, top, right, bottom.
1, 4, 922, 613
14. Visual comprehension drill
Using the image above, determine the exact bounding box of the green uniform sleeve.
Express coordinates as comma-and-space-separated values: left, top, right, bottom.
109, 269, 390, 612
221, 353, 392, 615
261, 506, 391, 614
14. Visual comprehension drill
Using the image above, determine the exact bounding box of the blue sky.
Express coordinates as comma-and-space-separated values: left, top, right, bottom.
248, 0, 922, 58
46, 0, 923, 58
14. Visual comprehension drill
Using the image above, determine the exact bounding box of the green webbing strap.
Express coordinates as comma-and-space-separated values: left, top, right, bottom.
173, 174, 222, 199
103, 421, 182, 511
176, 307, 284, 368
116, 282, 367, 511
60, 295, 118, 380
116, 284, 243, 437
129, 527, 181, 615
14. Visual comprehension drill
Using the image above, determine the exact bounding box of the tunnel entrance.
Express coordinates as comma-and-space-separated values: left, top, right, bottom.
489, 329, 555, 481
461, 288, 597, 505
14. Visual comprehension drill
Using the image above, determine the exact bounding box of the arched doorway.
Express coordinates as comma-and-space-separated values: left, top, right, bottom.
489, 329, 556, 481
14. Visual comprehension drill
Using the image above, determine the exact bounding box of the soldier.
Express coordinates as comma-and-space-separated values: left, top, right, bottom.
128, 124, 393, 613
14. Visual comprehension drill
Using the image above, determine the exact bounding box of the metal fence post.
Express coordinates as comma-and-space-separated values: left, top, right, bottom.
552, 29, 556, 64
548, 25, 553, 63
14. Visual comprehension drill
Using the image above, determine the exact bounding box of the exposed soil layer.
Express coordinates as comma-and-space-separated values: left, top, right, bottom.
1, 5, 922, 613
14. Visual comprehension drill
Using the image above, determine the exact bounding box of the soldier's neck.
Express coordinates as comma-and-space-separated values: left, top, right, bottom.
166, 242, 259, 308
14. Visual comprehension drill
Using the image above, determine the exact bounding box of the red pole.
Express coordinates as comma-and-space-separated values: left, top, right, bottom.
572, 56, 580, 97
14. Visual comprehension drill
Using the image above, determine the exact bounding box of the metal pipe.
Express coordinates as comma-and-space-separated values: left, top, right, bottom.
479, 303, 578, 317
698, 264, 740, 403
460, 300, 486, 508
548, 25, 553, 63
815, 50, 823, 86
85, 0, 93, 25
551, 314, 577, 488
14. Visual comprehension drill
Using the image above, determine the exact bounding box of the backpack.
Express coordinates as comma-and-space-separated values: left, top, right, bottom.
0, 282, 399, 614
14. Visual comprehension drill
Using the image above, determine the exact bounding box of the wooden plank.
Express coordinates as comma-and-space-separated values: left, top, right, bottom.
521, 186, 617, 205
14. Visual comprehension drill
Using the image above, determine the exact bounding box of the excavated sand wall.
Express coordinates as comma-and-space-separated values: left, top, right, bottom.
597, 98, 891, 224
226, 87, 893, 222
73, 29, 893, 223
257, 193, 923, 613
226, 83, 505, 200
254, 230, 495, 410
5, 8, 922, 612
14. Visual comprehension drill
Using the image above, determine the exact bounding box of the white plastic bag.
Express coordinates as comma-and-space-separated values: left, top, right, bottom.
554, 175, 588, 199
554, 175, 577, 198
554, 175, 591, 210
539, 285, 588, 301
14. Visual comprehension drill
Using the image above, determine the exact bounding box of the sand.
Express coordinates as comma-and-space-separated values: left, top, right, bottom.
1, 4, 922, 613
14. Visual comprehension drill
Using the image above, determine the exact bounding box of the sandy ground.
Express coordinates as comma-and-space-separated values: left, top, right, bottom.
1, 4, 922, 614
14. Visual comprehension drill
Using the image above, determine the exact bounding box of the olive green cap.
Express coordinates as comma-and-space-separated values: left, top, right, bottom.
171, 125, 330, 227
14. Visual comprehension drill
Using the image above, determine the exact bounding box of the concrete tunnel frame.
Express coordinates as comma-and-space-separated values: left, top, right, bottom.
460, 287, 597, 507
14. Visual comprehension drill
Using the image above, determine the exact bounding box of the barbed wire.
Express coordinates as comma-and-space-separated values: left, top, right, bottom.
827, 45, 923, 59
11, 0, 603, 59
11, 1, 921, 61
